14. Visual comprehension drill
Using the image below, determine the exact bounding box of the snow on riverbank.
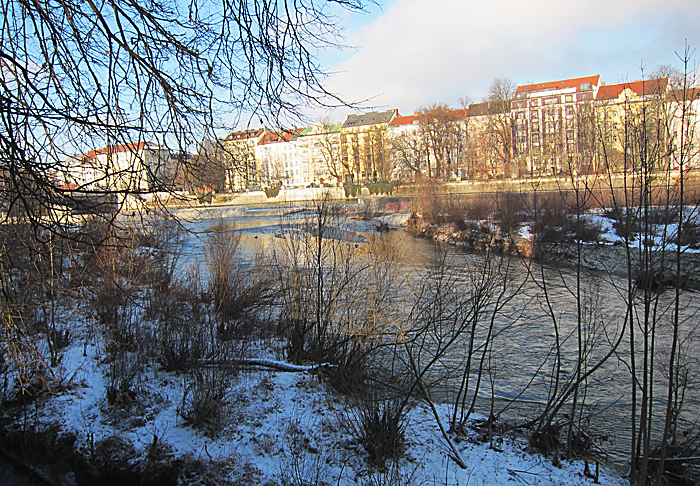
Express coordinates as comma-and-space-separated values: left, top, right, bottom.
15, 329, 625, 486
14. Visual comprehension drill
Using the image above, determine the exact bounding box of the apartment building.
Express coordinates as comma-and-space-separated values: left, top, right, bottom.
293, 122, 343, 186
341, 109, 398, 183
221, 128, 265, 191
465, 101, 512, 179
666, 87, 700, 170
255, 129, 304, 188
512, 75, 600, 176
594, 78, 676, 174
387, 113, 421, 182
68, 142, 172, 193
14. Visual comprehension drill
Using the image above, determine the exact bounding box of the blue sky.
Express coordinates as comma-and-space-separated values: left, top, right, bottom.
309, 0, 700, 122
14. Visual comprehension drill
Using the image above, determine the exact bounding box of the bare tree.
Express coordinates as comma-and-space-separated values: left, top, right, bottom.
316, 119, 343, 185
389, 130, 425, 182
0, 0, 368, 396
176, 140, 227, 193
486, 78, 517, 177
0, 0, 367, 229
418, 103, 463, 179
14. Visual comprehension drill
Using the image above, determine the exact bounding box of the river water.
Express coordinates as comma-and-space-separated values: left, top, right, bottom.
170, 202, 700, 466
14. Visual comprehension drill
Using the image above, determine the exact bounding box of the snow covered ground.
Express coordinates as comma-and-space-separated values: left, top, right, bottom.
4, 204, 659, 485
14, 326, 625, 486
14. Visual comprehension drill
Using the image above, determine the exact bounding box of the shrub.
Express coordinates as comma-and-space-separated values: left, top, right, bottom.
379, 180, 394, 195
106, 348, 142, 408
344, 184, 361, 198
494, 191, 525, 236
576, 217, 604, 242
178, 369, 232, 437
279, 420, 329, 486
264, 187, 280, 198
411, 179, 447, 225
352, 397, 405, 466
673, 222, 700, 248
529, 424, 561, 455
366, 181, 394, 196
466, 193, 495, 221
205, 226, 277, 336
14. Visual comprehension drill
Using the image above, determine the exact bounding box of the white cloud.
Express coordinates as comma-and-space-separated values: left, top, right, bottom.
317, 0, 700, 120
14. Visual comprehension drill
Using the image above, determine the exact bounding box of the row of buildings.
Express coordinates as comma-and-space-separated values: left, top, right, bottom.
59, 74, 700, 194
220, 74, 698, 190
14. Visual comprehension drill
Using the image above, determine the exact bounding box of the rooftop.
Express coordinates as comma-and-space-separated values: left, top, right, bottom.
258, 128, 303, 145
389, 114, 419, 126
224, 129, 265, 142
343, 109, 398, 128
596, 78, 669, 101
83, 142, 164, 161
516, 75, 600, 95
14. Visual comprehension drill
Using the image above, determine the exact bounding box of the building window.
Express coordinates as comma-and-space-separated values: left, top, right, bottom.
566, 106, 574, 116
565, 94, 573, 103
531, 110, 539, 120
530, 99, 539, 107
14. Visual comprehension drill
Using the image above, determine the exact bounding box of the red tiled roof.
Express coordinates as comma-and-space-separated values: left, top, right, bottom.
667, 87, 700, 101
449, 108, 468, 119
517, 75, 600, 94
83, 142, 155, 161
224, 129, 265, 141
414, 107, 468, 122
257, 128, 302, 145
596, 78, 668, 100
390, 115, 418, 126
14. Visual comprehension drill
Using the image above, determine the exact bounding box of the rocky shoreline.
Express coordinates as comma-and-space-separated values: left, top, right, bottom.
404, 214, 700, 291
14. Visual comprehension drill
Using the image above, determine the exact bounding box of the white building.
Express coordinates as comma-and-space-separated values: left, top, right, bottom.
255, 129, 305, 187
293, 123, 343, 186
66, 142, 172, 192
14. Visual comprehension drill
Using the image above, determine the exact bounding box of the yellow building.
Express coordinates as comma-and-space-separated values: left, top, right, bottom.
221, 129, 265, 191
341, 110, 398, 183
594, 78, 668, 173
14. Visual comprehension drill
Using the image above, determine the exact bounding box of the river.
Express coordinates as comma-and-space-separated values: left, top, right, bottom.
168, 202, 700, 466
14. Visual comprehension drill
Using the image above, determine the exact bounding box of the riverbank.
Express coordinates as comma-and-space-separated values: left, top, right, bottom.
153, 170, 700, 209
404, 214, 700, 290
2, 334, 624, 486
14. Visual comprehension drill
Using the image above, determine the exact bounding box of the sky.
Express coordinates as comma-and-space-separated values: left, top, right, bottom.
309, 0, 700, 122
